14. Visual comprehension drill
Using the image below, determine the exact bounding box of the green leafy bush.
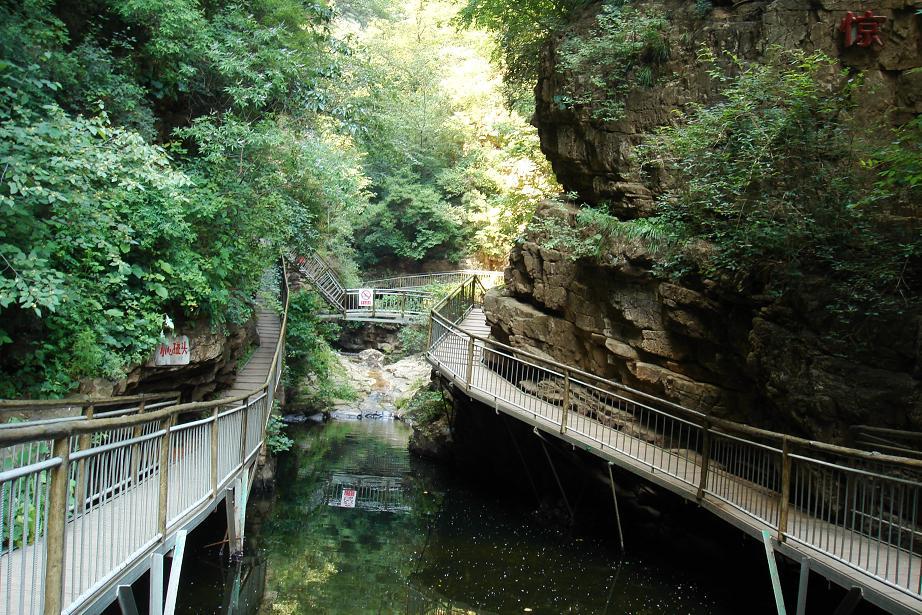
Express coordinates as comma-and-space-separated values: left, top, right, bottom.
265, 413, 294, 454
0, 0, 366, 396
556, 2, 670, 122
457, 0, 590, 110
401, 388, 451, 426
633, 49, 921, 333
285, 291, 356, 410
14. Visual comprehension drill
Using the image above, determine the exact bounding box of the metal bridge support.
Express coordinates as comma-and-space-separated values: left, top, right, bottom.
535, 428, 574, 524
117, 585, 139, 615
226, 473, 248, 554
606, 462, 626, 553
500, 412, 541, 505
761, 530, 787, 615
796, 558, 810, 615
163, 530, 188, 615
834, 587, 863, 615
150, 553, 165, 615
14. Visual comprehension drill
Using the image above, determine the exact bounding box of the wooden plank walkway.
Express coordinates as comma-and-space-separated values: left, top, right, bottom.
0, 301, 282, 615
429, 309, 922, 615
223, 306, 281, 399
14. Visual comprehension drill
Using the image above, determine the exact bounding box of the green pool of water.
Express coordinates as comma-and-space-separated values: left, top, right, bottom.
232, 418, 750, 614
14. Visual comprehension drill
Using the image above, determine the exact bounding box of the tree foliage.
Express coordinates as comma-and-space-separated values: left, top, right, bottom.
634, 49, 922, 335
457, 0, 589, 110
0, 0, 366, 395
556, 2, 670, 122
343, 0, 558, 269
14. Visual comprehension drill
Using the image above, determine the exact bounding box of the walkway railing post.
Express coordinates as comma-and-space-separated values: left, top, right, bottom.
560, 370, 570, 434
158, 416, 173, 536
130, 398, 146, 484
778, 436, 792, 542
697, 421, 711, 501
211, 406, 219, 495
240, 395, 250, 465
75, 402, 94, 511
465, 336, 475, 388
43, 436, 71, 614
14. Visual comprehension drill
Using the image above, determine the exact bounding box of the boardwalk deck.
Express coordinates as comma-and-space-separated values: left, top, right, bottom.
429, 308, 922, 615
1, 285, 284, 615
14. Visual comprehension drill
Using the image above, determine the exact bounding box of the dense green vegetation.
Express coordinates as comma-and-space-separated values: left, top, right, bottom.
0, 0, 553, 397
457, 0, 589, 110
529, 47, 922, 339
0, 0, 366, 395
556, 2, 669, 122
284, 291, 355, 410
341, 1, 557, 269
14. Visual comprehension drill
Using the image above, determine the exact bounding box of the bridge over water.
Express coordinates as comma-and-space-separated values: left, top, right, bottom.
294, 252, 503, 324
1, 261, 921, 614
425, 275, 922, 615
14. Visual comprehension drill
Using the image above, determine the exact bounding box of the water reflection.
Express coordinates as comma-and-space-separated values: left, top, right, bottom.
242, 418, 740, 614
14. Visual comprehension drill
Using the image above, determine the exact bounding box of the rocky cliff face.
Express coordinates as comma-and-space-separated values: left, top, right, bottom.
534, 0, 922, 212
487, 203, 921, 441
485, 1, 922, 442
80, 317, 258, 402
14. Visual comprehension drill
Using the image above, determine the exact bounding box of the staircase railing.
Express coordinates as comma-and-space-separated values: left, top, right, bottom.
293, 252, 346, 310
0, 258, 290, 615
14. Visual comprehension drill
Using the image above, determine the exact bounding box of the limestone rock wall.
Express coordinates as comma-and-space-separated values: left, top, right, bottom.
482, 1, 922, 442
535, 0, 922, 211
80, 317, 258, 402
485, 203, 921, 443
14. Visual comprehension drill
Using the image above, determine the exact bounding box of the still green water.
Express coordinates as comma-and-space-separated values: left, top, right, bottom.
234, 418, 742, 615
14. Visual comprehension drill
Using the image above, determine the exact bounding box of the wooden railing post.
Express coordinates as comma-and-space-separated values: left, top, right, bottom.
778, 436, 792, 542
465, 336, 475, 388
158, 416, 173, 536
560, 370, 571, 434
240, 396, 250, 464
43, 436, 70, 614
211, 406, 220, 495
75, 403, 94, 510
697, 421, 711, 502
129, 399, 146, 485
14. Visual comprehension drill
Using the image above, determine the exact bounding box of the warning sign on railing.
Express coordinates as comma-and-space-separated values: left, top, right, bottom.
358, 288, 374, 308
341, 488, 357, 508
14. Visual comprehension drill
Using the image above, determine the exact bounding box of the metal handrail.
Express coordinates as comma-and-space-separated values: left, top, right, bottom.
428, 286, 922, 470
362, 269, 504, 289
0, 257, 290, 615
427, 274, 922, 606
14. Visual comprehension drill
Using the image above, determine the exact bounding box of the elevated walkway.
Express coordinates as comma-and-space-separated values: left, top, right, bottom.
294, 252, 502, 325
0, 262, 290, 615
427, 275, 922, 615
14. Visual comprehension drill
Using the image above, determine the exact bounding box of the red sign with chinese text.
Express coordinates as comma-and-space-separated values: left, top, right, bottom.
840, 10, 886, 48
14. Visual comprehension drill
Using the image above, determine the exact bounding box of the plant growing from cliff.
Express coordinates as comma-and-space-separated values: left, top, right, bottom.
637, 48, 922, 335
285, 291, 356, 409
265, 413, 294, 454
457, 0, 590, 110
556, 2, 670, 122
402, 388, 452, 425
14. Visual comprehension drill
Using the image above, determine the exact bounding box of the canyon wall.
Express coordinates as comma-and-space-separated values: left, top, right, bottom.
485, 0, 922, 442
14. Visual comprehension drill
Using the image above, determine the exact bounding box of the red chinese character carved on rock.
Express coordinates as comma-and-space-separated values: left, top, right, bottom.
840, 10, 886, 48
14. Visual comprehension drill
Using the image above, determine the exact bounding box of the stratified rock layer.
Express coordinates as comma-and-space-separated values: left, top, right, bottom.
482, 1, 922, 443
485, 204, 921, 443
